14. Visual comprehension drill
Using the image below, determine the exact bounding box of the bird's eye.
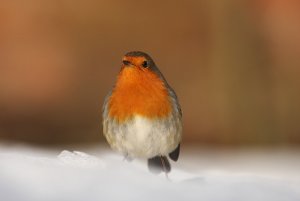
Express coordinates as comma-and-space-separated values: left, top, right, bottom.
142, 61, 148, 68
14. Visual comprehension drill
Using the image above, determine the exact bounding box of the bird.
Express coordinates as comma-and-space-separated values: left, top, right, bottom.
102, 51, 182, 174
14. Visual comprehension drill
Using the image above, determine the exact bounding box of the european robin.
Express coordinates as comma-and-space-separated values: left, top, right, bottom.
102, 51, 182, 174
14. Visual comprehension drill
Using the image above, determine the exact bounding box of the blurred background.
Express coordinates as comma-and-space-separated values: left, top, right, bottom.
0, 0, 299, 148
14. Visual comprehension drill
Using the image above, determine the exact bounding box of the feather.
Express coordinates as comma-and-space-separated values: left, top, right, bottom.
147, 156, 171, 174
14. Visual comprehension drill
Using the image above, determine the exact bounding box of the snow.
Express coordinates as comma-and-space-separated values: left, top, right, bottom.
0, 145, 299, 201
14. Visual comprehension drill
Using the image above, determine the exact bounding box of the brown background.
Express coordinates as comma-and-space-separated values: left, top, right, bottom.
0, 0, 299, 147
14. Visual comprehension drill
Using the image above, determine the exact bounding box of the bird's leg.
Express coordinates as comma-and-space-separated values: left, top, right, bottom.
160, 156, 169, 179
123, 153, 133, 162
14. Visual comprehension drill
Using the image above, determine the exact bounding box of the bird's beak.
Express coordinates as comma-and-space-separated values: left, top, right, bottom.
122, 60, 130, 66
122, 60, 136, 67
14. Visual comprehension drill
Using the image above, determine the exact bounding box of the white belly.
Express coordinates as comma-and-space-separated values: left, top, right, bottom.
103, 115, 182, 158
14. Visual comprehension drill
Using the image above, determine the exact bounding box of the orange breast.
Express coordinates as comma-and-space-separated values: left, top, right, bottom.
108, 67, 172, 122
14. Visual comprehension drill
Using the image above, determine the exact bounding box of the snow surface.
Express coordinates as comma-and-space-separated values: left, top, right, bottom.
0, 145, 299, 201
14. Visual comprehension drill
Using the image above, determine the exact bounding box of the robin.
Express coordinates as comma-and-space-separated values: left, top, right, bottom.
102, 51, 182, 174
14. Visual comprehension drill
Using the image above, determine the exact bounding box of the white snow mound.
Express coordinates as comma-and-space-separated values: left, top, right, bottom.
0, 146, 299, 201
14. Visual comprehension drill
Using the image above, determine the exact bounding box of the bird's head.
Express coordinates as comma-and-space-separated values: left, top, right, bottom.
118, 51, 167, 85
121, 51, 156, 71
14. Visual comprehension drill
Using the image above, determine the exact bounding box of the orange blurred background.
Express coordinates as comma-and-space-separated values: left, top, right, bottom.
0, 0, 299, 147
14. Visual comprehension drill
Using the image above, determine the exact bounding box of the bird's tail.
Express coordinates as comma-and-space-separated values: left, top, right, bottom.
147, 156, 171, 174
